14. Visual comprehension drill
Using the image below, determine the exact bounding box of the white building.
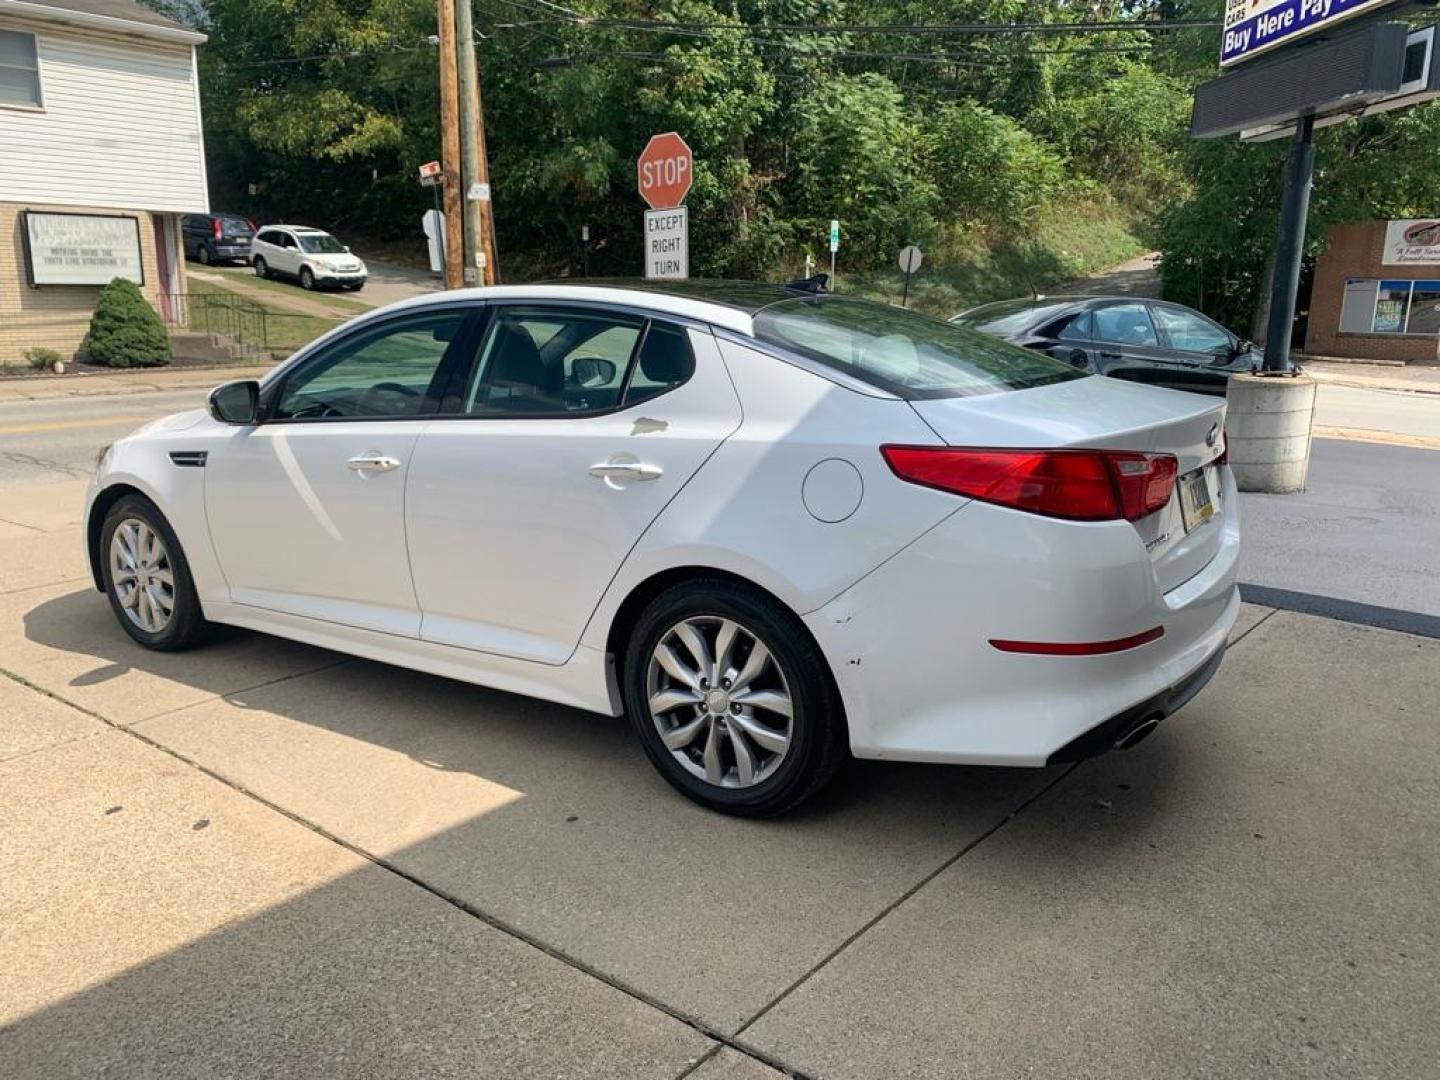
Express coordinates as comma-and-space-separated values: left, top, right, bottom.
0, 0, 207, 361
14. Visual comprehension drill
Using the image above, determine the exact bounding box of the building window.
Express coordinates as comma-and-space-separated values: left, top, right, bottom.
1337, 278, 1440, 335
0, 29, 41, 108
1373, 281, 1411, 332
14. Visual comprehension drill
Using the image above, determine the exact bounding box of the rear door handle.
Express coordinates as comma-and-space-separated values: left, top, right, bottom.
348, 453, 401, 473
589, 461, 663, 481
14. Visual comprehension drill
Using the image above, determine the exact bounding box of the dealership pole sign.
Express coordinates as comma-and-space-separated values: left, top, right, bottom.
1221, 0, 1403, 67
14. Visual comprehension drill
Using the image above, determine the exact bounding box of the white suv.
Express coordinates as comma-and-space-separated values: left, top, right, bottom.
250, 225, 366, 291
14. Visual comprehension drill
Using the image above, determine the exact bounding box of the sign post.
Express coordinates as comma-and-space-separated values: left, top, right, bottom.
829, 219, 840, 285
418, 161, 446, 275
898, 245, 922, 308
637, 132, 693, 280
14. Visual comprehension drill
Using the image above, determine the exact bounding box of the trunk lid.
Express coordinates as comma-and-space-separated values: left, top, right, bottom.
909, 376, 1228, 593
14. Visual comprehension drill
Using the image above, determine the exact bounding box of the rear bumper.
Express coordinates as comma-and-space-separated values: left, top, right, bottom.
804, 471, 1240, 767
214, 244, 251, 259
1046, 637, 1226, 764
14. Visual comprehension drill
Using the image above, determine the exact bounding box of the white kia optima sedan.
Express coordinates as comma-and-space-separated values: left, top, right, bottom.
85, 281, 1239, 816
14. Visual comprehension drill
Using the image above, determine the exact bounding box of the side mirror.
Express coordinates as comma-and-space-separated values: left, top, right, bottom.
209, 379, 260, 425
343, 245, 351, 253
571, 356, 618, 388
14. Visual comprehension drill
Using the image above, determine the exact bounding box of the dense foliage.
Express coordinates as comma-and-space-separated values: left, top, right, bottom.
86, 280, 172, 368
159, 0, 1440, 328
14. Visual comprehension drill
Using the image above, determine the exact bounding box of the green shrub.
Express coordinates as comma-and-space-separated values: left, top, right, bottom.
86, 278, 171, 368
25, 346, 62, 371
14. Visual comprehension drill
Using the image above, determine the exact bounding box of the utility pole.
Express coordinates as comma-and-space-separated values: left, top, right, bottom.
436, 0, 463, 289
455, 0, 498, 285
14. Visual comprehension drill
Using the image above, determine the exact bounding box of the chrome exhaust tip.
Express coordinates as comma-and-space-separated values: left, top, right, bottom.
1114, 713, 1163, 751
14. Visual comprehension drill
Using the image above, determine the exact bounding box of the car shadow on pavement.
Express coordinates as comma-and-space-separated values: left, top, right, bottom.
10, 583, 1217, 1066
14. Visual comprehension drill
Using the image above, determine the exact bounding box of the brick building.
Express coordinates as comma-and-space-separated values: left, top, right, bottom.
1306, 219, 1440, 365
1, 0, 207, 363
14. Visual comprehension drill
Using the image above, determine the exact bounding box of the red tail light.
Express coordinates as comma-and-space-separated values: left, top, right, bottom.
211, 217, 223, 240
881, 446, 1178, 523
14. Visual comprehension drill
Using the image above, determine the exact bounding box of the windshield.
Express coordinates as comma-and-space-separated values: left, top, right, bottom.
298, 233, 345, 253
753, 297, 1084, 399
950, 299, 1074, 336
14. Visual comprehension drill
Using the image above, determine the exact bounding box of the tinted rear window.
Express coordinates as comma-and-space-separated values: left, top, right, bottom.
950, 299, 1075, 336
218, 215, 252, 233
753, 297, 1083, 399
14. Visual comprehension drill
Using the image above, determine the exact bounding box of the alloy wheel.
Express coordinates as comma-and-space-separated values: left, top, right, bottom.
109, 517, 175, 634
646, 616, 794, 788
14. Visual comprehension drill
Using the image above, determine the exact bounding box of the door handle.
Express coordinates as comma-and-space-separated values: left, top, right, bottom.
347, 453, 401, 473
588, 461, 663, 481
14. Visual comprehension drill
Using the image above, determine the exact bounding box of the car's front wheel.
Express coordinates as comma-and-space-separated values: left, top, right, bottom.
299, 267, 315, 290
623, 578, 846, 817
100, 495, 210, 651
253, 256, 269, 279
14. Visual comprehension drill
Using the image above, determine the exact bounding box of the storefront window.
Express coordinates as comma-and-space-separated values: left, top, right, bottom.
1372, 281, 1412, 333
1406, 283, 1440, 335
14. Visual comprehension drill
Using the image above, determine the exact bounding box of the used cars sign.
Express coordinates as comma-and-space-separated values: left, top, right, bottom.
1221, 0, 1402, 68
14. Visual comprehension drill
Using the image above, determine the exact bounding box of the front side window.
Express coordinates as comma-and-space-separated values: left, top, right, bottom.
1093, 304, 1159, 347
0, 29, 41, 108
1151, 305, 1232, 353
461, 307, 695, 415
273, 310, 470, 420
755, 297, 1081, 399
299, 233, 345, 253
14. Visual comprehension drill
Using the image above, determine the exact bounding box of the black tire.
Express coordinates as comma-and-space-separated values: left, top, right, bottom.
623, 578, 847, 817
299, 267, 315, 290
253, 256, 269, 279
197, 244, 212, 266
99, 495, 211, 652
345, 281, 365, 292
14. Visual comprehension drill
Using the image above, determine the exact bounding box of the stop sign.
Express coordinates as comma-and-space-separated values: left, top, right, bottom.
637, 132, 693, 210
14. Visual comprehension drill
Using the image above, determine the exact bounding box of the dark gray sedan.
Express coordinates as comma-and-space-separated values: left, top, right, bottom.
952, 296, 1261, 394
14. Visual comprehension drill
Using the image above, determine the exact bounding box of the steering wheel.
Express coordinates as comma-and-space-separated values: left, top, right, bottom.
357, 381, 421, 415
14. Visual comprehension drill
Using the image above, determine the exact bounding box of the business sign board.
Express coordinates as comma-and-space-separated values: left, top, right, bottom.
22, 212, 143, 287
1221, 0, 1403, 68
1383, 219, 1440, 265
644, 206, 688, 280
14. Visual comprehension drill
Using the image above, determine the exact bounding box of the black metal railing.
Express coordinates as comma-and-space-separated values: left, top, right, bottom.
158, 292, 342, 360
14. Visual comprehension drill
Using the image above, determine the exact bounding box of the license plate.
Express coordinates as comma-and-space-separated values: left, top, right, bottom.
1178, 468, 1215, 532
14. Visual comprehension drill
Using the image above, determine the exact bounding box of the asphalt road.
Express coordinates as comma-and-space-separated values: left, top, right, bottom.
1314, 383, 1440, 441
0, 389, 204, 484
3, 381, 1437, 617
1239, 436, 1440, 618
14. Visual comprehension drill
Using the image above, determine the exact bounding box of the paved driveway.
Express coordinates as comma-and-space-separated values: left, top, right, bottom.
1, 479, 1437, 1078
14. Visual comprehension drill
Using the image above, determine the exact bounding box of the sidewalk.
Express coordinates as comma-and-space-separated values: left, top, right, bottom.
0, 363, 274, 403
1301, 357, 1440, 395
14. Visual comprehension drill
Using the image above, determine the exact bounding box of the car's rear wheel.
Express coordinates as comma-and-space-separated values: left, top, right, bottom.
253, 256, 269, 279
299, 267, 315, 290
197, 244, 212, 266
623, 579, 846, 817
100, 495, 210, 652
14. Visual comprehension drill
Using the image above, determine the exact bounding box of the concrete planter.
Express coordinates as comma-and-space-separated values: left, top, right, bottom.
1225, 372, 1317, 493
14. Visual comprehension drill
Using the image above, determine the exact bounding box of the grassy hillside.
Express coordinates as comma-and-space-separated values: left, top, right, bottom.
844, 201, 1146, 319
